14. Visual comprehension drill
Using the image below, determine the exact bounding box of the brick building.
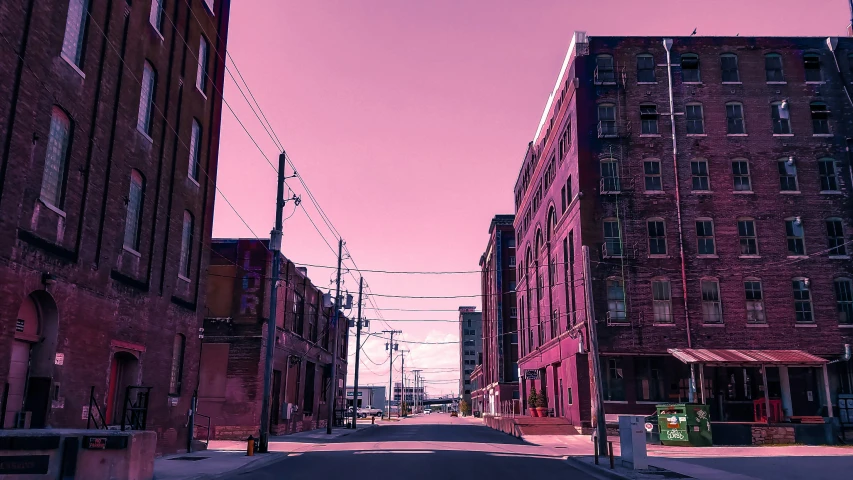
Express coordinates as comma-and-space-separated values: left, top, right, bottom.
0, 0, 230, 454
458, 306, 482, 406
199, 239, 349, 439
514, 31, 853, 428
479, 215, 519, 415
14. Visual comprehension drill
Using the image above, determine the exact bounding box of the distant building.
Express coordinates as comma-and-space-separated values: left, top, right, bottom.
346, 385, 385, 411
393, 382, 424, 406
458, 307, 482, 406
479, 215, 519, 415
200, 239, 349, 439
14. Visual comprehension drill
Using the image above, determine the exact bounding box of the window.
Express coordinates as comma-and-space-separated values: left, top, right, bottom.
204, 0, 215, 12
606, 278, 626, 323
778, 158, 798, 191
803, 53, 822, 82
792, 279, 813, 323
732, 160, 751, 191
701, 279, 722, 323
647, 219, 667, 255
566, 175, 572, 204
603, 219, 622, 257
726, 103, 745, 134
197, 36, 209, 92
637, 54, 655, 82
691, 160, 709, 191
40, 108, 72, 208
124, 170, 145, 250
681, 53, 700, 83
819, 158, 839, 192
560, 185, 567, 213
150, 0, 163, 32
644, 159, 662, 191
138, 62, 156, 135
771, 102, 791, 134
765, 54, 784, 82
827, 218, 846, 256
652, 279, 672, 323
636, 358, 667, 401
510, 307, 518, 318
744, 280, 765, 323
61, 0, 89, 66
686, 104, 704, 134
180, 211, 194, 277
640, 104, 658, 134
835, 278, 853, 325
601, 159, 620, 192
721, 53, 740, 82
738, 218, 758, 255
786, 218, 805, 256
811, 102, 829, 135
696, 219, 715, 255
596, 55, 615, 83
509, 256, 516, 267
598, 104, 616, 136
188, 119, 201, 181
169, 334, 186, 395
604, 358, 625, 401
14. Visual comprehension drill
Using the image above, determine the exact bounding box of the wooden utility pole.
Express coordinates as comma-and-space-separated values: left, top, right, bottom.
326, 239, 343, 434
583, 245, 608, 454
350, 277, 364, 429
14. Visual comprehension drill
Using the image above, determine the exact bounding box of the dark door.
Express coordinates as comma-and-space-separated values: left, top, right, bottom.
271, 370, 282, 425
23, 377, 51, 428
789, 367, 819, 416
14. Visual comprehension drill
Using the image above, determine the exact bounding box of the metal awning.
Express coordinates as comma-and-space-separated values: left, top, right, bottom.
668, 348, 827, 366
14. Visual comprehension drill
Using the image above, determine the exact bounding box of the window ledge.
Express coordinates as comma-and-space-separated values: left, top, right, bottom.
795, 323, 817, 328
595, 82, 617, 86
691, 191, 713, 195
652, 323, 676, 327
188, 175, 200, 188
697, 254, 719, 259
779, 191, 801, 195
766, 81, 787, 85
177, 274, 191, 283
600, 191, 622, 195
722, 82, 743, 85
644, 190, 666, 195
59, 53, 86, 79
732, 191, 754, 195
648, 254, 670, 259
727, 134, 749, 137
603, 400, 629, 404
786, 256, 808, 259
829, 255, 850, 260
805, 81, 826, 85
637, 82, 659, 85
702, 323, 725, 327
773, 134, 794, 137
820, 191, 843, 195
122, 245, 142, 258
137, 126, 154, 143
813, 134, 834, 137
150, 23, 165, 42
639, 134, 662, 137
838, 325, 853, 328
746, 323, 769, 328
686, 134, 708, 137
602, 256, 624, 260
39, 197, 67, 218
739, 255, 761, 259
683, 82, 703, 85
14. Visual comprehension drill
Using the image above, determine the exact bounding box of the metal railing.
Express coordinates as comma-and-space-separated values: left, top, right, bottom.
87, 386, 108, 430
194, 413, 212, 446
121, 386, 152, 431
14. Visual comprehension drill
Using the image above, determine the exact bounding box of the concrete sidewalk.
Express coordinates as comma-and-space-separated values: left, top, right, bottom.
153, 424, 376, 479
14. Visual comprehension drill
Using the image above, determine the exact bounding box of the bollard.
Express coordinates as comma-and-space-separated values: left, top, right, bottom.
608, 441, 614, 469
371, 416, 375, 425
246, 435, 255, 456
593, 439, 599, 465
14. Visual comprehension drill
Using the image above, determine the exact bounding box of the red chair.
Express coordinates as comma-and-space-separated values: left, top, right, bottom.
753, 398, 783, 423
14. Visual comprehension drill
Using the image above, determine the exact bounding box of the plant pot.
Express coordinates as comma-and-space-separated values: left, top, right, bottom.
528, 407, 538, 417
535, 407, 547, 417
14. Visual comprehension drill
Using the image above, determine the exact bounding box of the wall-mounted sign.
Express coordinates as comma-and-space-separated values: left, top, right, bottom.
346, 392, 363, 397
54, 353, 64, 366
524, 370, 539, 380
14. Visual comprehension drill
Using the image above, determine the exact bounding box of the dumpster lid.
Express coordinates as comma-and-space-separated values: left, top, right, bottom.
667, 348, 827, 366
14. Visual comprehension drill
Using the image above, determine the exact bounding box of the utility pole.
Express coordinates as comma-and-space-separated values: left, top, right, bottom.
583, 246, 607, 454
259, 152, 286, 453
383, 330, 401, 418
326, 239, 344, 434
400, 350, 408, 417
350, 277, 364, 429
412, 369, 421, 414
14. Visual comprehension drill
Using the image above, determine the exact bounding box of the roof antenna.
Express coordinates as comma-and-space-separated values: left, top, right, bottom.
691, 28, 697, 36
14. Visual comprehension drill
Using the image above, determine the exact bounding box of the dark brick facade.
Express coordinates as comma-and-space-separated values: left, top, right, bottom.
514, 32, 853, 426
199, 239, 349, 440
0, 0, 230, 454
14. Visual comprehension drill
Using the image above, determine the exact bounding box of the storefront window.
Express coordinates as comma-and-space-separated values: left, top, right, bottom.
603, 357, 625, 401
635, 358, 667, 401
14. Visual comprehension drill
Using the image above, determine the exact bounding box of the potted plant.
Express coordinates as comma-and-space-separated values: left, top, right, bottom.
527, 388, 539, 417
535, 391, 548, 417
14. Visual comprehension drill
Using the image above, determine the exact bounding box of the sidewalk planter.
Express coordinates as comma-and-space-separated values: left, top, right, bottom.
535, 407, 547, 417
657, 403, 712, 447
529, 408, 538, 417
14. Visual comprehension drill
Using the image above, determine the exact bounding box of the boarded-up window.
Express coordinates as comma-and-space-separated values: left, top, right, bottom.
198, 343, 229, 398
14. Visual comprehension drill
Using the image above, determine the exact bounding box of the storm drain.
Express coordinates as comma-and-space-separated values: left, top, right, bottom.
169, 456, 210, 461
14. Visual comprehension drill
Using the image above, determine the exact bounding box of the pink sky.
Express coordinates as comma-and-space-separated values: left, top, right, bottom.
212, 0, 850, 396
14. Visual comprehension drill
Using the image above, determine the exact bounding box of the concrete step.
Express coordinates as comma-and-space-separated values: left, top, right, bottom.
518, 425, 579, 436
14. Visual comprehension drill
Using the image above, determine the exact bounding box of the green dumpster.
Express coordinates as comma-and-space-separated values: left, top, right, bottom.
656, 403, 712, 446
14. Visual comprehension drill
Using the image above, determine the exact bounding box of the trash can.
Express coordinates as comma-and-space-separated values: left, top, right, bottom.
656, 403, 712, 446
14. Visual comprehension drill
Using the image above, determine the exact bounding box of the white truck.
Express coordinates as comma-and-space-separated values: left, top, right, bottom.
357, 406, 383, 418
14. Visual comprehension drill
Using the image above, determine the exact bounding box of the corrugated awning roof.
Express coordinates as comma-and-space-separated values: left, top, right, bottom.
668, 348, 827, 366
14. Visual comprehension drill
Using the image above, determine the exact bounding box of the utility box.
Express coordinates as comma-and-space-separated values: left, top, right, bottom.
619, 416, 648, 469
657, 403, 712, 446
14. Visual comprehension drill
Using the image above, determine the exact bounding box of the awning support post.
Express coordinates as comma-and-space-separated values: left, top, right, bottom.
698, 364, 706, 404
822, 363, 834, 418
689, 364, 697, 403
761, 365, 771, 424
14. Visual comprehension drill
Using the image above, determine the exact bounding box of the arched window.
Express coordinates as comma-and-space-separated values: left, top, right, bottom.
197, 35, 209, 92
732, 158, 751, 191
180, 211, 194, 278
725, 102, 745, 134
643, 158, 662, 191
803, 53, 822, 82
637, 54, 655, 82
647, 218, 666, 255
721, 53, 739, 82
810, 102, 829, 135
606, 277, 626, 323
40, 107, 72, 208
596, 54, 615, 83
765, 53, 784, 82
834, 278, 853, 325
686, 103, 704, 134
189, 119, 202, 181
62, 0, 89, 66
124, 170, 145, 251
169, 333, 186, 395
138, 61, 157, 135
651, 278, 672, 324
681, 53, 700, 82
598, 103, 616, 137
744, 278, 765, 324
792, 278, 813, 323
547, 207, 557, 242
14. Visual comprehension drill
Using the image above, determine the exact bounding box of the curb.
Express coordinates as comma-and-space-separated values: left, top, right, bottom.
200, 452, 288, 480
565, 456, 631, 480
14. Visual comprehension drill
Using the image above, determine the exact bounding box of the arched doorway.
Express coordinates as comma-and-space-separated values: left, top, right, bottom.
4, 291, 58, 429
106, 351, 139, 425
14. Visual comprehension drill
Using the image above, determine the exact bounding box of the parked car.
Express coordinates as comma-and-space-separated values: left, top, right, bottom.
424, 408, 432, 415
450, 411, 458, 417
357, 406, 383, 418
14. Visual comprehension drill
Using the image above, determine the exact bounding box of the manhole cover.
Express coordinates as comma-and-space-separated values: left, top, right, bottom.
169, 456, 209, 461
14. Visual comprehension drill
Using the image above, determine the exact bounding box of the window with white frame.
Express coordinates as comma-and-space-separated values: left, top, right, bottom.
835, 278, 853, 325
691, 160, 709, 191
603, 219, 622, 257
738, 218, 758, 255
150, 0, 164, 32
721, 53, 740, 82
640, 104, 658, 134
765, 53, 784, 82
180, 210, 194, 278
778, 158, 798, 191
811, 102, 829, 135
792, 279, 813, 323
827, 218, 846, 256
197, 36, 209, 92
137, 62, 156, 135
606, 278, 626, 323
62, 0, 89, 67
647, 219, 667, 255
637, 54, 655, 82
819, 158, 839, 192
786, 218, 805, 256
744, 279, 765, 323
771, 101, 791, 134
701, 279, 722, 324
188, 119, 201, 181
726, 102, 745, 134
732, 159, 751, 191
644, 159, 662, 191
696, 219, 715, 255
124, 170, 145, 251
681, 53, 700, 83
601, 159, 620, 192
652, 279, 672, 323
40, 107, 72, 208
803, 53, 822, 82
686, 103, 705, 134
595, 54, 615, 83
598, 104, 617, 136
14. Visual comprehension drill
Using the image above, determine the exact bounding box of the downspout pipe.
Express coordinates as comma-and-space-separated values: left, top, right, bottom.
663, 38, 692, 349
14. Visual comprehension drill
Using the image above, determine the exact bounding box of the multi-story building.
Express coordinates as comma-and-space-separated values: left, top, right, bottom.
479, 215, 519, 415
199, 239, 349, 439
345, 385, 385, 411
393, 382, 424, 406
0, 0, 230, 453
514, 31, 853, 428
458, 306, 482, 406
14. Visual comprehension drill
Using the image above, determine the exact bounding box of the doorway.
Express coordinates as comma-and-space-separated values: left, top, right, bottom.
789, 367, 820, 416
106, 352, 139, 425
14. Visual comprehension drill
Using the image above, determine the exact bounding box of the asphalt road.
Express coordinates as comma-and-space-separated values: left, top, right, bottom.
228, 414, 597, 480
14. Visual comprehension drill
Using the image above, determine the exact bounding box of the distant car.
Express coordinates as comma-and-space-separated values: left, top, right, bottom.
450, 411, 458, 417
357, 406, 383, 418
424, 408, 432, 415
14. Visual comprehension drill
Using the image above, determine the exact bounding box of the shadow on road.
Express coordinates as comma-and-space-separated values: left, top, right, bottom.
323, 423, 530, 446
